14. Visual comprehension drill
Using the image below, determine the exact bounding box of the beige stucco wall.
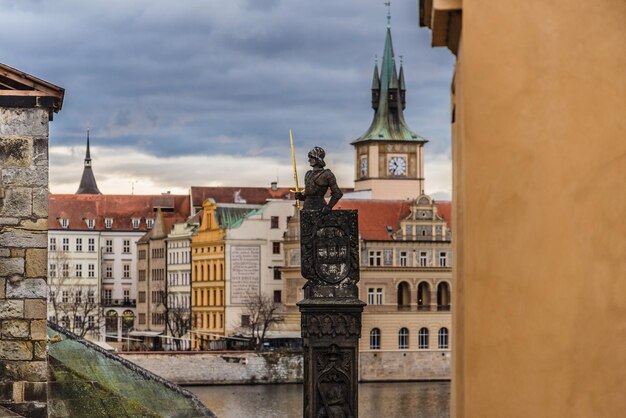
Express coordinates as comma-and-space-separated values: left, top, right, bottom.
450, 1, 626, 417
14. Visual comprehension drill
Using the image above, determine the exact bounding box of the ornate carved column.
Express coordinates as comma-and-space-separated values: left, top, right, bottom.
298, 210, 365, 418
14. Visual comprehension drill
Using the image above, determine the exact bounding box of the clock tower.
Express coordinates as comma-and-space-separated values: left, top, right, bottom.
352, 18, 427, 200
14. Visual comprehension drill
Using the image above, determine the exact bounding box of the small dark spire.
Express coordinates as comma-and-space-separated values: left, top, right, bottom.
76, 130, 102, 194
85, 129, 92, 165
399, 61, 406, 110
371, 61, 381, 110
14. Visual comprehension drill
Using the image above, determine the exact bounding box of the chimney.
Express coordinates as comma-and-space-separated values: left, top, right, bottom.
270, 181, 278, 191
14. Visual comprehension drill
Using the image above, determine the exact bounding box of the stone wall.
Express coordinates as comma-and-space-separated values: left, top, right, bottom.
119, 351, 450, 385
359, 351, 451, 381
119, 352, 304, 385
0, 108, 50, 417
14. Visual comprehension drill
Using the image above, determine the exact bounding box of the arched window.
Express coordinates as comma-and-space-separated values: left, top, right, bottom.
398, 328, 409, 349
418, 327, 429, 349
370, 328, 381, 350
122, 310, 135, 333
438, 327, 449, 349
397, 282, 410, 310
105, 310, 118, 335
437, 282, 451, 311
417, 282, 431, 311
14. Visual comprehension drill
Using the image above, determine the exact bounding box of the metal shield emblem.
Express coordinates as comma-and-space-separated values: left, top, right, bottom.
314, 226, 350, 284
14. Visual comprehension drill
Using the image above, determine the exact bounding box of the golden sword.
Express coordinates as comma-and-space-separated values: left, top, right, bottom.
289, 129, 301, 209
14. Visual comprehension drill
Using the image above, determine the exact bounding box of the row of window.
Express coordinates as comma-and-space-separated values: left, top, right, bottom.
50, 315, 97, 330
402, 224, 446, 238
137, 312, 165, 326
168, 251, 190, 265
49, 263, 96, 278
367, 282, 451, 308
193, 246, 223, 254
103, 263, 132, 279
193, 312, 224, 330
151, 248, 165, 259
101, 289, 131, 304
369, 327, 449, 350
57, 218, 154, 230
49, 290, 96, 304
168, 271, 191, 286
50, 237, 96, 252
192, 288, 224, 307
168, 294, 191, 309
50, 237, 135, 254
367, 250, 450, 267
137, 290, 163, 304
193, 262, 224, 281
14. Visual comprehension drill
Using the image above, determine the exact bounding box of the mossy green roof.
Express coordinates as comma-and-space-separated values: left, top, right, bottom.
47, 323, 216, 418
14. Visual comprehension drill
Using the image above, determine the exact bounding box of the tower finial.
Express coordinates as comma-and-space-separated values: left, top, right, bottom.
384, 1, 391, 28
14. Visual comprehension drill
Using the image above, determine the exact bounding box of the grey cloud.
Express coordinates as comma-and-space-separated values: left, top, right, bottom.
4, 0, 454, 189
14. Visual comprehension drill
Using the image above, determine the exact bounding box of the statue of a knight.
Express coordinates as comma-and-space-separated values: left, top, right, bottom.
295, 147, 343, 214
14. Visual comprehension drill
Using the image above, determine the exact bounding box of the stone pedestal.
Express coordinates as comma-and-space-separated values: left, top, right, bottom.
297, 210, 365, 418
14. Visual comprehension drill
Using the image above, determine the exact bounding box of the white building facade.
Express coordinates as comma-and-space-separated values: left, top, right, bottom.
223, 200, 296, 336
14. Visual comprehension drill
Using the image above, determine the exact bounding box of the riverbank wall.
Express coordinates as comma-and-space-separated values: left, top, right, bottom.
359, 351, 451, 381
119, 350, 450, 385
118, 351, 303, 385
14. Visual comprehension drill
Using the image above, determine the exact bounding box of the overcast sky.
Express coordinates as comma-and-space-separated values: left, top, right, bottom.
2, 0, 455, 199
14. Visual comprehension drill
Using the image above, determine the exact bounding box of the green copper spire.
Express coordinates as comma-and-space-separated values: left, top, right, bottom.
371, 62, 380, 90
354, 25, 426, 143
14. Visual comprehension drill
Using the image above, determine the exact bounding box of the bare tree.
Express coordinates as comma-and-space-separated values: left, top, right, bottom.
241, 293, 284, 351
48, 250, 103, 338
165, 304, 191, 351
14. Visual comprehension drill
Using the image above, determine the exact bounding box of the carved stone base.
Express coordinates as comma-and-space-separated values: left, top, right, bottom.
298, 299, 365, 418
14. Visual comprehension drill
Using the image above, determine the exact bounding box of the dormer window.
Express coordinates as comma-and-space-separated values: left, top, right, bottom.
104, 218, 113, 229
59, 218, 69, 229
146, 218, 154, 229
86, 219, 95, 229
132, 218, 140, 229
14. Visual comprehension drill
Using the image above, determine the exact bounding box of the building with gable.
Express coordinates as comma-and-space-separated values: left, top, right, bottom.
48, 144, 190, 348
190, 199, 226, 349
163, 214, 200, 351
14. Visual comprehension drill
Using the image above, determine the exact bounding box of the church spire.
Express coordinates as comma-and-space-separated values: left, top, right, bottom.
76, 130, 102, 194
353, 20, 426, 143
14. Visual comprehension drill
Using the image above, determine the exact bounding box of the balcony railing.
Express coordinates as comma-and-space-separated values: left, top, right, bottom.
101, 298, 136, 307
437, 305, 451, 312
417, 304, 431, 311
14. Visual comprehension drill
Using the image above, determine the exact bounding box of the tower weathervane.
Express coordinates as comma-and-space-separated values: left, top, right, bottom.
384, 1, 391, 28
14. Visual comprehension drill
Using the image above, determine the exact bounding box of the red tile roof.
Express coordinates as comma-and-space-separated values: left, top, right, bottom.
190, 187, 293, 207
334, 199, 452, 241
190, 186, 355, 207
435, 201, 452, 229
49, 194, 191, 232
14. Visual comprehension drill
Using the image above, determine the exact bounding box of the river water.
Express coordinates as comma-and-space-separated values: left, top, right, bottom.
188, 381, 450, 418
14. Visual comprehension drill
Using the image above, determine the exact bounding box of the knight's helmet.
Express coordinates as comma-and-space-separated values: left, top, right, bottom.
308, 147, 326, 167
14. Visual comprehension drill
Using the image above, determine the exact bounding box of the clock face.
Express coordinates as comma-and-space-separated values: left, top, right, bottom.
360, 157, 368, 177
388, 156, 407, 176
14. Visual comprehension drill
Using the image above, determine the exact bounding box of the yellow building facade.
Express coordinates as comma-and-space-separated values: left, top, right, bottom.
421, 1, 626, 417
191, 199, 226, 349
